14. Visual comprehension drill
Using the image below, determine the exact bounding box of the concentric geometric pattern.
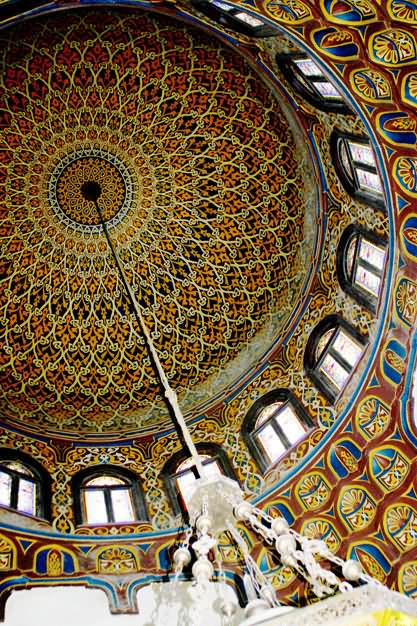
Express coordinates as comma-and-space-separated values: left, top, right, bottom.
51, 149, 136, 233
0, 10, 309, 440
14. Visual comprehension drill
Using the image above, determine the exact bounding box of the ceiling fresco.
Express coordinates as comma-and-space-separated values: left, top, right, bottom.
0, 9, 315, 440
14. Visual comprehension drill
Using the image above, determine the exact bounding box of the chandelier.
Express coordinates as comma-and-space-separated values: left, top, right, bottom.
84, 181, 417, 626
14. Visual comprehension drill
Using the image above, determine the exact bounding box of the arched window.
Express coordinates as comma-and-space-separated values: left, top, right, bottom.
305, 316, 367, 403
277, 54, 350, 113
331, 131, 384, 209
243, 390, 312, 473
0, 450, 51, 520
190, 0, 276, 37
73, 466, 147, 526
163, 445, 234, 516
337, 225, 387, 311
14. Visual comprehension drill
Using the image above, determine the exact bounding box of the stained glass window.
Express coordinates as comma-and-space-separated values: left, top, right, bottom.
0, 473, 12, 508
314, 81, 341, 99
310, 318, 366, 401
332, 329, 363, 368
234, 11, 265, 26
257, 423, 287, 463
356, 238, 385, 298
17, 478, 36, 515
315, 329, 334, 362
279, 405, 307, 443
256, 401, 283, 426
356, 168, 383, 194
291, 56, 343, 104
359, 239, 385, 271
212, 0, 232, 9
355, 266, 381, 297
334, 133, 384, 205
87, 476, 125, 487
320, 353, 350, 390
349, 142, 376, 167
346, 139, 383, 196
339, 142, 354, 181
319, 328, 362, 390
111, 489, 135, 523
251, 395, 310, 468
343, 230, 386, 304
0, 459, 39, 516
2, 461, 33, 476
84, 490, 107, 524
294, 58, 320, 77
80, 472, 140, 525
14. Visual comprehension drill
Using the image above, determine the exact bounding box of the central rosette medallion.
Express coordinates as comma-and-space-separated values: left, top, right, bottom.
50, 149, 134, 232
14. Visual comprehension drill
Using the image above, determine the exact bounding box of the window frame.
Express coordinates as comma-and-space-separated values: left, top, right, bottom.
277, 54, 351, 114
330, 130, 385, 210
304, 315, 367, 404
190, 0, 277, 37
337, 225, 387, 312
72, 466, 147, 526
242, 389, 313, 473
162, 444, 234, 517
0, 449, 51, 521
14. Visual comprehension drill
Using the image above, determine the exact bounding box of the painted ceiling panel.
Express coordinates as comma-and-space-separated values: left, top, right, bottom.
0, 9, 314, 439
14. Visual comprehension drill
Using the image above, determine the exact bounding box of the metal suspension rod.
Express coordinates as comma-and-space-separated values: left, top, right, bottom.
88, 187, 205, 478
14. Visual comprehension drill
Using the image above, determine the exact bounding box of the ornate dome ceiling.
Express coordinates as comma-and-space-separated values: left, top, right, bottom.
0, 8, 316, 441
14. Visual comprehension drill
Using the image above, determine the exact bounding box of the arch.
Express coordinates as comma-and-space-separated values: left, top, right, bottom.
34, 545, 79, 575
304, 315, 367, 403
330, 129, 385, 209
162, 443, 235, 516
96, 545, 139, 574
242, 389, 313, 473
72, 465, 147, 526
0, 449, 51, 521
337, 224, 387, 312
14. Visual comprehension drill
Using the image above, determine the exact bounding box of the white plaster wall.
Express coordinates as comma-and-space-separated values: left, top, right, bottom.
4, 582, 242, 626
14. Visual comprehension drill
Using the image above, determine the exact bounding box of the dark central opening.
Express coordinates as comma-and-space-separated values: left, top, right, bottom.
81, 180, 102, 202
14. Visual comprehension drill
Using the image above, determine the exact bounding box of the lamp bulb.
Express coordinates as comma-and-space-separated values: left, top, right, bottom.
196, 514, 212, 535
271, 517, 289, 536
234, 501, 253, 521
192, 557, 214, 584
342, 559, 362, 581
275, 534, 296, 557
173, 547, 191, 569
